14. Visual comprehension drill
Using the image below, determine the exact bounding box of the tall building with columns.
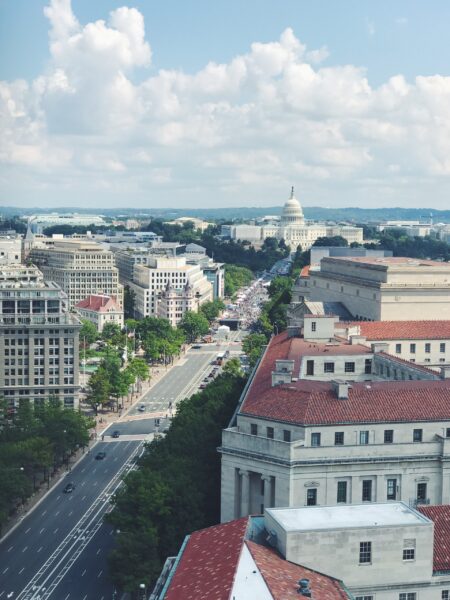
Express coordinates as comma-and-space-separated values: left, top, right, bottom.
219, 315, 450, 523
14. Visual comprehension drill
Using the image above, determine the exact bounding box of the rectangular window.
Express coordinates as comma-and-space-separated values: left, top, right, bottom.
250, 423, 258, 436
364, 358, 372, 374
359, 541, 372, 564
410, 343, 416, 353
417, 482, 427, 503
311, 432, 321, 447
362, 480, 372, 502
425, 343, 431, 353
311, 321, 316, 332
413, 428, 423, 442
267, 427, 274, 439
403, 539, 416, 561
356, 597, 373, 600
337, 481, 347, 503
306, 488, 317, 506
395, 343, 402, 353
283, 430, 291, 442
334, 431, 344, 445
446, 428, 450, 438
324, 362, 335, 373
441, 343, 446, 353
442, 592, 449, 600
387, 478, 397, 500
399, 594, 416, 600
306, 360, 314, 376
359, 431, 369, 445
344, 362, 355, 373
384, 429, 394, 444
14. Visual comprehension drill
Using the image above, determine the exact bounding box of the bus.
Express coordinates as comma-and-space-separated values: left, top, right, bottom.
216, 351, 226, 365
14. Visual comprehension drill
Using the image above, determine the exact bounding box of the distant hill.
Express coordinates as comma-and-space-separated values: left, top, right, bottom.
1, 205, 449, 223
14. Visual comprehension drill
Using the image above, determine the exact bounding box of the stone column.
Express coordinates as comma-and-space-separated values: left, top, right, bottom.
239, 469, 250, 517
261, 475, 272, 510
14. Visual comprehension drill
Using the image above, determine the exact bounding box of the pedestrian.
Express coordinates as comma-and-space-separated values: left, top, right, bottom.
101, 434, 104, 441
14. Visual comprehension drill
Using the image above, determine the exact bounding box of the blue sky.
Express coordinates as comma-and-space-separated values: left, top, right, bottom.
2, 0, 450, 209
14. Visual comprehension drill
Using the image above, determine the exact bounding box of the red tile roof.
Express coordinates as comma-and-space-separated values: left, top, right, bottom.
240, 332, 450, 426
343, 320, 450, 341
246, 541, 349, 600
300, 265, 310, 277
164, 518, 248, 600
75, 294, 119, 313
417, 505, 450, 572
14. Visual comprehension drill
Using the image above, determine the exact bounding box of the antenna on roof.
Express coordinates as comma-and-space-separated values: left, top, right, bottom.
290, 185, 295, 199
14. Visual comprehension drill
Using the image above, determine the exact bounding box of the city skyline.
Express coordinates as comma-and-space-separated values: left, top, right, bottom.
2, 0, 450, 209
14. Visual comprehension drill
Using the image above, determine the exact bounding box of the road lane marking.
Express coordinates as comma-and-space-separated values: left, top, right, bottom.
82, 496, 86, 501
19, 567, 25, 574
25, 527, 31, 533
0, 591, 4, 597
64, 594, 70, 600
80, 468, 85, 473
2, 567, 8, 574
68, 510, 73, 516
22, 546, 28, 552
55, 511, 60, 516
97, 569, 103, 578
81, 569, 86, 576
37, 546, 43, 552
41, 510, 47, 516
39, 528, 45, 534
83, 596, 87, 600
96, 548, 101, 555
7, 546, 13, 552
53, 528, 58, 534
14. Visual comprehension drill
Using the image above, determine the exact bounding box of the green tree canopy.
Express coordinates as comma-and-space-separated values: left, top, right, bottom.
199, 299, 225, 323
80, 319, 98, 346
178, 311, 209, 343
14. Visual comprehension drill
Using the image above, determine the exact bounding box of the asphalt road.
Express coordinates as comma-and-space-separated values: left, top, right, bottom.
0, 438, 143, 600
0, 332, 245, 599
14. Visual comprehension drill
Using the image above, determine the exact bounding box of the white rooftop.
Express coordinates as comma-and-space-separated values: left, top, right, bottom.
266, 502, 430, 532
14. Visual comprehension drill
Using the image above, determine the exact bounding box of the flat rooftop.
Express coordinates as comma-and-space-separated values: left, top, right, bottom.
266, 502, 430, 532
328, 256, 447, 268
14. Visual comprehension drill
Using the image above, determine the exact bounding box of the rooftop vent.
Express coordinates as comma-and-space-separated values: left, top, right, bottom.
332, 380, 349, 400
266, 530, 278, 548
298, 578, 312, 597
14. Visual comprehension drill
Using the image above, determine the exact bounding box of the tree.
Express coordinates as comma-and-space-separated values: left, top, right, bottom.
224, 264, 254, 297
86, 367, 111, 415
268, 276, 293, 300
128, 358, 150, 382
178, 311, 209, 343
313, 236, 348, 247
80, 320, 98, 346
223, 357, 242, 377
242, 333, 267, 367
102, 322, 122, 344
199, 299, 225, 323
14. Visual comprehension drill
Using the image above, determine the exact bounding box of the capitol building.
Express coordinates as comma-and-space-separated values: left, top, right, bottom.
221, 188, 363, 251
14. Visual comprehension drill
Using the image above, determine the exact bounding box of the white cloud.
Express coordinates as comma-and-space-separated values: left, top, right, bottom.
2, 0, 450, 208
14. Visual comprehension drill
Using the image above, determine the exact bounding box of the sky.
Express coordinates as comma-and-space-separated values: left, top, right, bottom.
2, 1, 450, 210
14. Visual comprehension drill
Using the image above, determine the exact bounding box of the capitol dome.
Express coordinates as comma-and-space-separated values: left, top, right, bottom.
281, 186, 304, 225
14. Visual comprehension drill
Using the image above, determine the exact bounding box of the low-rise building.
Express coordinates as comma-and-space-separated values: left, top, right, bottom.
0, 234, 22, 265
152, 502, 450, 600
75, 294, 123, 332
0, 265, 80, 409
220, 316, 450, 523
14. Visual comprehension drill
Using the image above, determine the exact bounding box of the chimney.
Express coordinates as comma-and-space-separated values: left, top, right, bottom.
440, 366, 450, 379
332, 380, 349, 400
349, 334, 366, 345
371, 342, 390, 354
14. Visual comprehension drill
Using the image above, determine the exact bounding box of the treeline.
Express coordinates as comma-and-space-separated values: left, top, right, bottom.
366, 229, 450, 261
106, 371, 246, 593
0, 399, 94, 532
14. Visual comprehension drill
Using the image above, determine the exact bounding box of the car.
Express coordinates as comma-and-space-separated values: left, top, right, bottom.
63, 482, 75, 493
203, 377, 209, 383
111, 430, 120, 438
192, 344, 202, 349
95, 451, 106, 460
138, 404, 146, 412
199, 383, 207, 389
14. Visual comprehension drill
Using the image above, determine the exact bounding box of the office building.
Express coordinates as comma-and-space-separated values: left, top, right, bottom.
0, 234, 22, 265
0, 265, 80, 410
29, 240, 123, 309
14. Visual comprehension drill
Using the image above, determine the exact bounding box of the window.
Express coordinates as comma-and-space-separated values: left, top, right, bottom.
417, 482, 427, 503
364, 358, 372, 374
384, 429, 394, 444
399, 594, 416, 600
440, 343, 446, 353
359, 431, 369, 445
395, 343, 402, 353
442, 591, 449, 600
362, 480, 372, 502
410, 343, 416, 354
403, 539, 416, 561
334, 431, 344, 445
344, 362, 355, 373
446, 428, 450, 438
306, 488, 317, 506
283, 430, 291, 442
425, 343, 431, 353
356, 596, 373, 600
337, 481, 347, 503
250, 423, 258, 436
306, 360, 314, 376
267, 427, 274, 439
311, 432, 321, 447
359, 541, 371, 564
387, 478, 397, 500
311, 321, 316, 332
324, 362, 335, 373
413, 429, 423, 442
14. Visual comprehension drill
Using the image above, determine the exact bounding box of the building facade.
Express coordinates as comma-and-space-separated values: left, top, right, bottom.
29, 240, 123, 309
0, 234, 22, 265
220, 317, 450, 523
75, 294, 124, 332
0, 265, 80, 410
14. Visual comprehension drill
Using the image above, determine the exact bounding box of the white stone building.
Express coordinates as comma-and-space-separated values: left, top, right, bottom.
301, 255, 450, 320
221, 188, 363, 250
29, 240, 123, 309
129, 256, 212, 322
0, 234, 22, 265
75, 294, 124, 332
152, 502, 450, 600
220, 316, 450, 524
